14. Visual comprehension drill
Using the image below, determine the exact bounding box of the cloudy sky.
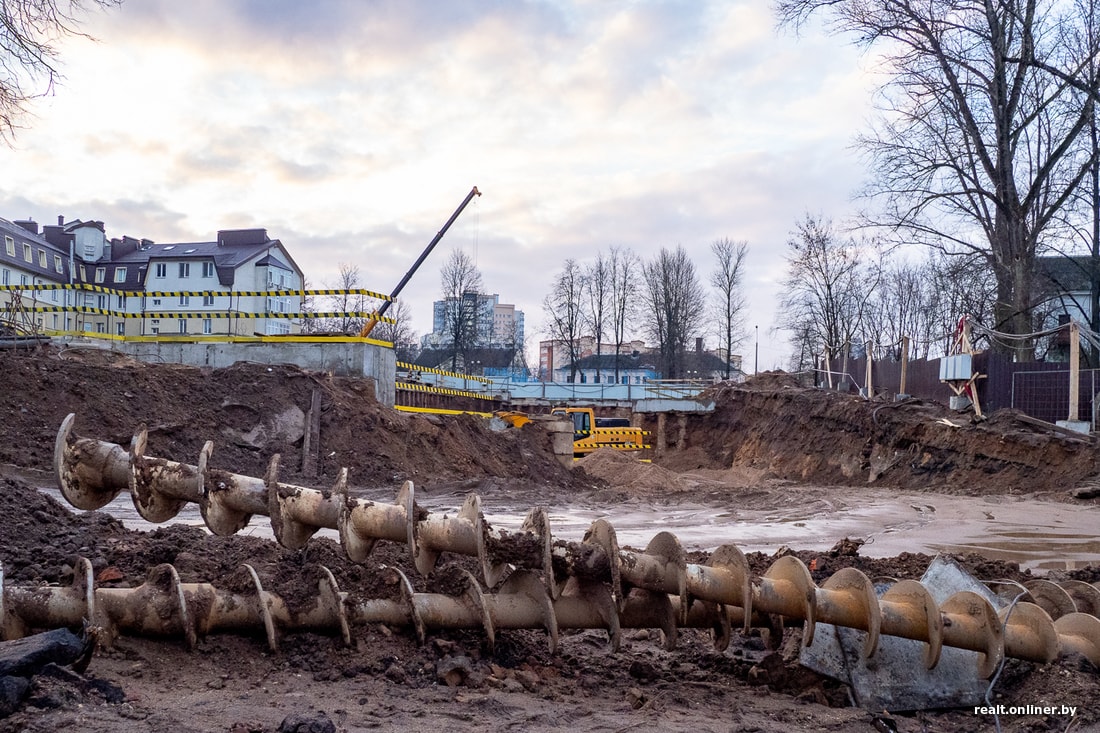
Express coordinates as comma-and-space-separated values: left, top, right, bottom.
0, 0, 877, 370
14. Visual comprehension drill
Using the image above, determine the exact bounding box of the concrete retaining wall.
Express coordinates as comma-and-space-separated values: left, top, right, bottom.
60, 338, 396, 406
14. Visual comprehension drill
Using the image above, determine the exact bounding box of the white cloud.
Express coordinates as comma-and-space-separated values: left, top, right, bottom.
0, 0, 876, 370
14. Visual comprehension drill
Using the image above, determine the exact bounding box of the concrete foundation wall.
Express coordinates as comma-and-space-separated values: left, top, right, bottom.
63, 338, 396, 406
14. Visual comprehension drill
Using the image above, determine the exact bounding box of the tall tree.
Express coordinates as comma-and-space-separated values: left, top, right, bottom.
926, 251, 998, 356
439, 249, 483, 371
776, 0, 1100, 360
642, 246, 706, 379
709, 238, 748, 379
543, 259, 586, 382
776, 215, 876, 367
0, 0, 121, 141
608, 246, 639, 383
369, 298, 418, 360
324, 263, 368, 334
583, 253, 612, 377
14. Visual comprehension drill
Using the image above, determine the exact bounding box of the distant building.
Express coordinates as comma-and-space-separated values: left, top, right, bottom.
546, 336, 743, 383
538, 337, 647, 381
422, 292, 524, 348
0, 215, 304, 337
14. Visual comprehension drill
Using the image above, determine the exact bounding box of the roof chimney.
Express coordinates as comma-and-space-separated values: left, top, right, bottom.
58, 215, 64, 226
696, 337, 703, 354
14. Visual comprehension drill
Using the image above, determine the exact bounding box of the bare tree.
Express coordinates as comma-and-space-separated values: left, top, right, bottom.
323, 263, 368, 334
439, 249, 483, 371
608, 246, 639, 383
926, 250, 998, 356
543, 259, 586, 382
776, 215, 876, 367
370, 298, 418, 359
641, 246, 706, 379
776, 0, 1100, 360
296, 277, 321, 334
863, 260, 932, 359
0, 0, 121, 141
709, 238, 748, 379
583, 252, 611, 377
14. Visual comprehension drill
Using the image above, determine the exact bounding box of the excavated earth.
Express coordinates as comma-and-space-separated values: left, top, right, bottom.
1, 346, 1099, 732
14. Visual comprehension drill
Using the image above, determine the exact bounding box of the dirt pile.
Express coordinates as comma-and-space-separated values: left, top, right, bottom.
649, 377, 1100, 494
0, 346, 580, 493
1, 347, 1099, 732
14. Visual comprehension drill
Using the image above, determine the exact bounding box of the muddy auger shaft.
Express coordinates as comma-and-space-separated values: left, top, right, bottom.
40, 414, 1100, 674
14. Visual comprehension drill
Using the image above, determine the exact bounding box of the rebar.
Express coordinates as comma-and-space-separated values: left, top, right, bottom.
36, 413, 1100, 674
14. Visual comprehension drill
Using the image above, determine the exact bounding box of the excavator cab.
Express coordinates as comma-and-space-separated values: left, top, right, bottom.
568, 409, 591, 441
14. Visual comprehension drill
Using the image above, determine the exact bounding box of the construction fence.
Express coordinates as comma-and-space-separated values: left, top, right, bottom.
824, 352, 1098, 430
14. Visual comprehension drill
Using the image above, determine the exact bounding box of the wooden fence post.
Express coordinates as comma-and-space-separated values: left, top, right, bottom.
864, 341, 873, 398
900, 336, 910, 397
1069, 321, 1080, 422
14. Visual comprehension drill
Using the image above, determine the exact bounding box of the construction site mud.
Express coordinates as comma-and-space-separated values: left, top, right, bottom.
1, 346, 1100, 732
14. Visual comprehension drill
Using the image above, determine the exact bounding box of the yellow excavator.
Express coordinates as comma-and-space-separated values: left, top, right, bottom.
360, 186, 481, 339
496, 407, 647, 458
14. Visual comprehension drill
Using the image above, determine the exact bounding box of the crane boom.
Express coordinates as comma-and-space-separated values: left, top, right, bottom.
361, 186, 481, 338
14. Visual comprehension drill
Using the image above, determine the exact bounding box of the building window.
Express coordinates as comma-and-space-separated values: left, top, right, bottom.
150, 326, 159, 335
1, 269, 7, 286
202, 261, 214, 278
178, 319, 188, 334
96, 322, 106, 334
202, 318, 212, 335
22, 243, 31, 262
155, 263, 167, 278
52, 314, 58, 329
4, 236, 12, 256
114, 267, 127, 283
117, 295, 126, 309
152, 298, 161, 306
96, 295, 106, 309
38, 250, 47, 268
95, 267, 106, 283
203, 294, 214, 306
179, 295, 189, 306
20, 274, 28, 286
116, 323, 124, 336
53, 254, 62, 273
178, 262, 190, 278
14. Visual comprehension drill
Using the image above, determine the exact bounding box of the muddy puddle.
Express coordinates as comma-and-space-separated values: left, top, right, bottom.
40, 486, 1100, 573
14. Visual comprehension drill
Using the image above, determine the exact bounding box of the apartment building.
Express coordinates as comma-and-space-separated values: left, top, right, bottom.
423, 292, 525, 348
1, 215, 304, 337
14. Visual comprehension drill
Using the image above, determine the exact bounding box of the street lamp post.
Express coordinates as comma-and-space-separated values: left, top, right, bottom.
754, 325, 759, 375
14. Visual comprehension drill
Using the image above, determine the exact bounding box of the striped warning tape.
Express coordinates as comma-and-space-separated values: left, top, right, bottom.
395, 382, 496, 401
20, 307, 395, 324
396, 361, 494, 385
573, 428, 650, 437
394, 406, 495, 417
0, 284, 391, 300
583, 442, 652, 449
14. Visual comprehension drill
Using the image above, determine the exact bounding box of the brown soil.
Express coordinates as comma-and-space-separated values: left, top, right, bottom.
0, 345, 1098, 733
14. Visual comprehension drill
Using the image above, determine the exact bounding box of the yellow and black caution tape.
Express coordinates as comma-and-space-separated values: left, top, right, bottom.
396, 361, 494, 385
395, 382, 497, 401
394, 406, 494, 417
20, 306, 395, 324
583, 443, 652, 449
573, 428, 651, 437
1, 284, 391, 300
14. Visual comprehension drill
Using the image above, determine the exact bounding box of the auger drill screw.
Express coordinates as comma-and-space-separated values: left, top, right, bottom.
36, 413, 1100, 673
